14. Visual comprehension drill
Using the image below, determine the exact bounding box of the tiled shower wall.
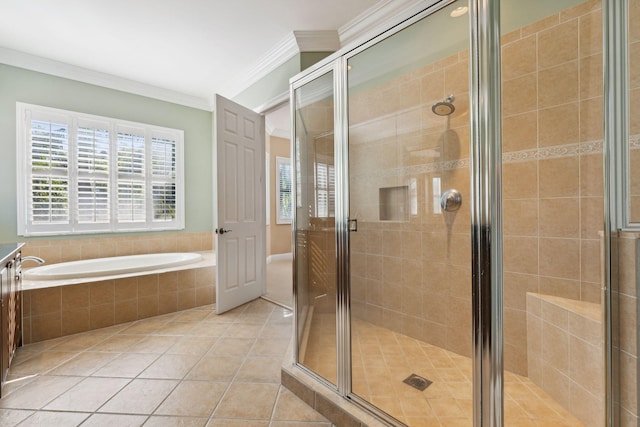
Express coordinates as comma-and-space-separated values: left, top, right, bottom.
616, 233, 638, 425
349, 0, 604, 376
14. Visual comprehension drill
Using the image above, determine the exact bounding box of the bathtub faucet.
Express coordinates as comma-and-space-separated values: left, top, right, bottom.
21, 256, 45, 265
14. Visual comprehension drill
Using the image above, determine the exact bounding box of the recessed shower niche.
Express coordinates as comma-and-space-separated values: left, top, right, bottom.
378, 186, 408, 221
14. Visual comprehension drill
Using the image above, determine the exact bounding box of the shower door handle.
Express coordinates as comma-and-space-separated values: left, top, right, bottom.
348, 219, 358, 232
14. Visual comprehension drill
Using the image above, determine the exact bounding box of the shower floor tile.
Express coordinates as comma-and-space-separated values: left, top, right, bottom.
303, 317, 584, 426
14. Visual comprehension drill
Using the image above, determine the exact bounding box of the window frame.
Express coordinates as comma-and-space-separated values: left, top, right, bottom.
16, 102, 185, 237
275, 156, 292, 224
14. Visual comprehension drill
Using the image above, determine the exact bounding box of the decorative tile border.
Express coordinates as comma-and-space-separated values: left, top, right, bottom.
351, 139, 614, 181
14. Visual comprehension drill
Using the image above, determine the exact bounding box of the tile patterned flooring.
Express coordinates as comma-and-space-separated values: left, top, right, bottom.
0, 299, 330, 427
0, 296, 587, 427
303, 314, 584, 426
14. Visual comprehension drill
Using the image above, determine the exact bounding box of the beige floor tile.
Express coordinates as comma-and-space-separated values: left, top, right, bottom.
260, 324, 293, 339
188, 323, 231, 337
9, 351, 80, 375
234, 356, 283, 383
186, 356, 242, 381
139, 354, 201, 379
20, 336, 70, 352
91, 335, 143, 352
120, 318, 169, 335
8, 350, 39, 367
127, 335, 179, 353
154, 380, 227, 417
269, 422, 331, 427
206, 420, 269, 427
208, 338, 255, 356
0, 375, 83, 409
172, 310, 211, 322
81, 413, 148, 426
47, 351, 119, 376
92, 353, 159, 377
43, 377, 130, 411
17, 410, 90, 426
4, 298, 588, 427
214, 383, 280, 420
271, 388, 329, 422
99, 378, 178, 414
223, 323, 264, 339
49, 332, 112, 351
436, 417, 472, 426
249, 337, 290, 357
167, 336, 217, 355
0, 409, 34, 426
144, 415, 208, 426
155, 321, 197, 336
402, 417, 442, 427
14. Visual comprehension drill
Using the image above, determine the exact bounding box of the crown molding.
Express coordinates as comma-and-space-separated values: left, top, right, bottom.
338, 0, 436, 47
228, 1, 436, 99
0, 47, 213, 111
266, 122, 290, 139
223, 33, 299, 99
293, 30, 340, 52
225, 30, 339, 99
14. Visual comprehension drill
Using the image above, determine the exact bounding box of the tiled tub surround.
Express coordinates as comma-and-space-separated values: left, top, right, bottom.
526, 292, 603, 427
20, 244, 216, 344
18, 232, 214, 264
348, 0, 605, 379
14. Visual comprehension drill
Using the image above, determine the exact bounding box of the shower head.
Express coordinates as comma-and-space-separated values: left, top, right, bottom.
432, 95, 455, 116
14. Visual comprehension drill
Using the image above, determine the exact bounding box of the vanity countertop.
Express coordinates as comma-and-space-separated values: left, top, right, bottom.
0, 243, 24, 266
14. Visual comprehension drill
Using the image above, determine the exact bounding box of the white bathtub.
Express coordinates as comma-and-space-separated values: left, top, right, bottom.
23, 252, 203, 281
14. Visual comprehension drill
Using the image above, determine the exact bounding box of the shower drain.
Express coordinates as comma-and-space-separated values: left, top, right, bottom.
403, 373, 433, 391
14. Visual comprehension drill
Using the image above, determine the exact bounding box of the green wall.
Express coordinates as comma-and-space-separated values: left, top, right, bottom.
0, 64, 213, 243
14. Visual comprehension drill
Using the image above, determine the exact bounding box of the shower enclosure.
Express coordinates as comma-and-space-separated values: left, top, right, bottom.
291, 0, 631, 425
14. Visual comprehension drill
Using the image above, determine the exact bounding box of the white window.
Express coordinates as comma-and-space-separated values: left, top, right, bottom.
16, 103, 184, 236
276, 156, 292, 224
315, 161, 335, 218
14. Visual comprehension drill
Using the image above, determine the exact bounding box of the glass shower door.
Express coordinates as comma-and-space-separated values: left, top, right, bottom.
293, 69, 338, 386
346, 1, 473, 424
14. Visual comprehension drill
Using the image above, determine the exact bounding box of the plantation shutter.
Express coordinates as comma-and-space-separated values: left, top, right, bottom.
29, 118, 70, 226
77, 123, 110, 224
277, 157, 292, 223
315, 162, 334, 218
117, 130, 146, 223
17, 103, 184, 236
151, 136, 177, 221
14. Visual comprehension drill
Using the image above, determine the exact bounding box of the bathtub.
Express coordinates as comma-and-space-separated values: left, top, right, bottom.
23, 252, 203, 281
21, 250, 217, 344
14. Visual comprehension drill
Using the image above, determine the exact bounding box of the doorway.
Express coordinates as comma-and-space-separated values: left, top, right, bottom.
264, 102, 294, 308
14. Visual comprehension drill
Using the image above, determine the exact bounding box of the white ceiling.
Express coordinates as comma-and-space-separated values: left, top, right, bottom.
0, 0, 382, 105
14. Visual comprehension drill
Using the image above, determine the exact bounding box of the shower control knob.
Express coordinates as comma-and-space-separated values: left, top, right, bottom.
440, 189, 462, 212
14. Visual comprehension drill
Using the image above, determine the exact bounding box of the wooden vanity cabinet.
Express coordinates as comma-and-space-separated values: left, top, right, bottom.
0, 244, 23, 396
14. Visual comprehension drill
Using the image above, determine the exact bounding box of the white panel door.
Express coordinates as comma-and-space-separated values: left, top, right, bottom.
214, 94, 266, 314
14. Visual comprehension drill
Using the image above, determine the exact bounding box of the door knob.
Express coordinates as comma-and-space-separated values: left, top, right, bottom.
215, 228, 232, 235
